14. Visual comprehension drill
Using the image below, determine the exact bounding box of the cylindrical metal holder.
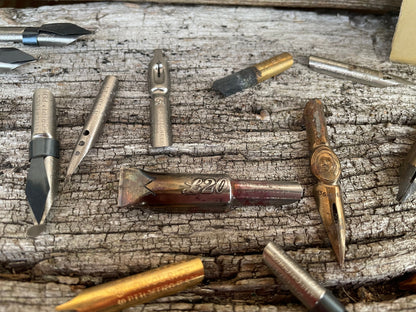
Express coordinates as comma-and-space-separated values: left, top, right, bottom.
263, 242, 346, 312
56, 258, 205, 312
308, 55, 413, 87
117, 168, 303, 212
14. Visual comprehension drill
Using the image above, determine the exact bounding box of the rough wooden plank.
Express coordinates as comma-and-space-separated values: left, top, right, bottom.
1, 2, 416, 311
0, 0, 403, 12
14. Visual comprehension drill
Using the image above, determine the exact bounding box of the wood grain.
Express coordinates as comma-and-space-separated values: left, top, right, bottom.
0, 0, 403, 12
0, 2, 415, 311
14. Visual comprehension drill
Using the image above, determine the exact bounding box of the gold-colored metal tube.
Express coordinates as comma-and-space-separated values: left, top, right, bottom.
255, 52, 293, 82
56, 258, 204, 312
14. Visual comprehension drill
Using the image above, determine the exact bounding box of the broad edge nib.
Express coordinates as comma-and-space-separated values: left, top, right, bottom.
0, 48, 34, 72
397, 162, 416, 203
25, 23, 91, 46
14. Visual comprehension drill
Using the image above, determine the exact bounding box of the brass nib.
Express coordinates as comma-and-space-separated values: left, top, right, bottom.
304, 99, 346, 266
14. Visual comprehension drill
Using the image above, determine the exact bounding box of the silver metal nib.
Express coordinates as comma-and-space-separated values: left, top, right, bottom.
0, 23, 91, 46
66, 76, 118, 178
148, 49, 172, 148
309, 55, 414, 87
0, 47, 34, 72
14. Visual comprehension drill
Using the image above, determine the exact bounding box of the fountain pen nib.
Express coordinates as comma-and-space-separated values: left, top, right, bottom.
397, 162, 416, 203
0, 48, 34, 72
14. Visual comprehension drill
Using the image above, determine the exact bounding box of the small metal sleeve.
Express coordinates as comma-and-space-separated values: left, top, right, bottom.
263, 242, 346, 312
29, 138, 59, 159
254, 52, 293, 82
22, 27, 39, 45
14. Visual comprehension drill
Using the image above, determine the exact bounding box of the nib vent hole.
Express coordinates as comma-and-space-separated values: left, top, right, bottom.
78, 141, 85, 146
332, 203, 339, 224
75, 151, 80, 156
83, 130, 90, 136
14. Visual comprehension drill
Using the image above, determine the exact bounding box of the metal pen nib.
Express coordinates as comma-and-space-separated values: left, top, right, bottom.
148, 49, 172, 147
263, 242, 346, 312
56, 258, 204, 312
397, 142, 416, 203
0, 47, 34, 72
304, 99, 346, 266
25, 89, 59, 237
118, 168, 303, 212
0, 23, 91, 46
309, 55, 414, 87
212, 52, 293, 97
66, 76, 118, 178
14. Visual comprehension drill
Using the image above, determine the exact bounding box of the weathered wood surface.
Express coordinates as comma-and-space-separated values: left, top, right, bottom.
0, 0, 404, 12
1, 2, 416, 311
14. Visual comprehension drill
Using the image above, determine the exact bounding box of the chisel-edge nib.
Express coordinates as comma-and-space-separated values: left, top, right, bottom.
0, 47, 34, 72
25, 89, 59, 237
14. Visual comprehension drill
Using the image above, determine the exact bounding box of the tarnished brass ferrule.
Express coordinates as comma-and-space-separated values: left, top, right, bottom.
254, 52, 293, 82
56, 258, 204, 312
304, 99, 346, 266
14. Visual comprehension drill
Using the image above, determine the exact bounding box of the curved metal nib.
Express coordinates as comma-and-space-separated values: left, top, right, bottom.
0, 48, 34, 72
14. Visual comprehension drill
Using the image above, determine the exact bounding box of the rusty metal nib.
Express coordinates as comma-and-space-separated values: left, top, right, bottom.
309, 55, 414, 87
212, 52, 293, 97
118, 168, 303, 212
0, 47, 34, 72
148, 49, 172, 147
263, 242, 346, 312
56, 258, 204, 312
304, 99, 346, 265
0, 23, 91, 46
397, 142, 416, 203
66, 76, 118, 178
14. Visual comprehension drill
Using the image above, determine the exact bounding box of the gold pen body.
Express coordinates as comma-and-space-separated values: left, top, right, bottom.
56, 258, 204, 312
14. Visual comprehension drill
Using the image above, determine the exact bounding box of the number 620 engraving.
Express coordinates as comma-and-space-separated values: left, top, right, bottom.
182, 178, 229, 194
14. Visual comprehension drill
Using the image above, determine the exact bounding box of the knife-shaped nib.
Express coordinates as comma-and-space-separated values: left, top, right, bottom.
66, 76, 118, 178
397, 143, 416, 203
304, 99, 346, 266
0, 23, 91, 46
0, 48, 34, 72
25, 89, 59, 237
